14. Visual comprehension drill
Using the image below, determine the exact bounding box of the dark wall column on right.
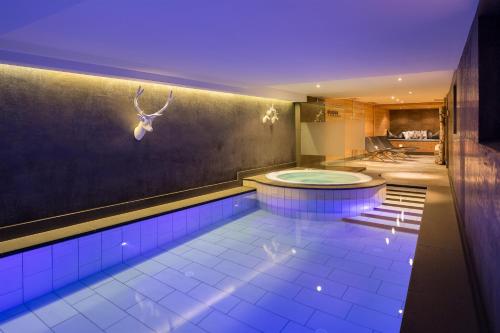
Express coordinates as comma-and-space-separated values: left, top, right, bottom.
446, 1, 500, 332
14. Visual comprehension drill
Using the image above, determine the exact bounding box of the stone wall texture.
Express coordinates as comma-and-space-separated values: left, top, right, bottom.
0, 64, 295, 227
447, 11, 500, 332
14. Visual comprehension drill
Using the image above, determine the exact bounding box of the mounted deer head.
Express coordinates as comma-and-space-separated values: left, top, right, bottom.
262, 104, 279, 124
133, 86, 174, 141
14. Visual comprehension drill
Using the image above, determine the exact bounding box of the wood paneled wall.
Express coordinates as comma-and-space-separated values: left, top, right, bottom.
374, 102, 443, 136
310, 99, 442, 160
322, 100, 443, 138
324, 98, 378, 135
389, 109, 439, 134
362, 103, 375, 137
324, 98, 355, 120
373, 106, 390, 136
323, 98, 377, 159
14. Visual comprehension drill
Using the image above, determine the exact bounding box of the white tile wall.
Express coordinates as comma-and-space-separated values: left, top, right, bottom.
101, 228, 123, 269
0, 192, 257, 312
256, 184, 386, 220
140, 218, 158, 254
222, 198, 233, 219
186, 206, 200, 234
0, 254, 22, 312
198, 203, 213, 228
53, 239, 78, 289
78, 234, 101, 279
172, 210, 187, 240
122, 223, 141, 260
211, 200, 224, 222
157, 213, 173, 246
23, 246, 53, 301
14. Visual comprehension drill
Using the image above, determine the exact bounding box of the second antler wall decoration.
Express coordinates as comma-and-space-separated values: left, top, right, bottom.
133, 86, 174, 141
262, 104, 279, 124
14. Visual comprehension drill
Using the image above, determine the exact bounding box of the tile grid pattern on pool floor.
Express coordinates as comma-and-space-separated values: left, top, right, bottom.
0, 209, 417, 333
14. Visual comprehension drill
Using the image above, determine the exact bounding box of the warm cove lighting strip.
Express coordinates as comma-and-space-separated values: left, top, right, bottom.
0, 62, 296, 103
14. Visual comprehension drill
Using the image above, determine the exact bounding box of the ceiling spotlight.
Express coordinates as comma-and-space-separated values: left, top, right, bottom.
398, 77, 403, 82
408, 91, 413, 94
391, 96, 395, 100
396, 98, 400, 102
316, 84, 321, 88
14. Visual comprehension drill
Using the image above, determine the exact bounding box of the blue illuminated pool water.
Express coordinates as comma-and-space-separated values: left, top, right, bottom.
0, 208, 416, 333
266, 169, 373, 185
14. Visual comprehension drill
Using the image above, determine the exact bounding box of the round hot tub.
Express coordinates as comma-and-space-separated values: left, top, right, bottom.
266, 169, 373, 185
247, 168, 386, 220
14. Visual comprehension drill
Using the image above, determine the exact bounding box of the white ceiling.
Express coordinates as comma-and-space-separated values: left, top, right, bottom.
0, 0, 478, 101
272, 70, 453, 104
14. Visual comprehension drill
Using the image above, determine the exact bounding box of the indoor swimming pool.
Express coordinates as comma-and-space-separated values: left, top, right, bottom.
0, 206, 417, 333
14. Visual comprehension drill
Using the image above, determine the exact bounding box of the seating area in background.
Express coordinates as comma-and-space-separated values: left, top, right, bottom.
365, 136, 417, 161
387, 129, 440, 140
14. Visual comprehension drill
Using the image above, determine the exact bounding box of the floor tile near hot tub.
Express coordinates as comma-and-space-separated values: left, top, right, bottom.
0, 209, 417, 333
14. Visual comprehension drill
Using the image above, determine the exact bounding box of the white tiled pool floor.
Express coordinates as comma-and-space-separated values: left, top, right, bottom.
0, 209, 417, 333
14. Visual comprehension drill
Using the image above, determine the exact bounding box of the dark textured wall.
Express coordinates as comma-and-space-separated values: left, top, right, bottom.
478, 15, 500, 143
0, 64, 295, 227
447, 9, 500, 332
389, 109, 439, 134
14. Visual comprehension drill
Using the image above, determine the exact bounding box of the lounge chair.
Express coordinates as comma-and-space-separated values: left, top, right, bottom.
365, 137, 395, 161
376, 136, 417, 159
370, 136, 406, 159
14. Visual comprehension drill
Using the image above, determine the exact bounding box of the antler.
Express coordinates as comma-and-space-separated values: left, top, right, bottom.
149, 90, 174, 117
134, 86, 145, 115
134, 86, 174, 119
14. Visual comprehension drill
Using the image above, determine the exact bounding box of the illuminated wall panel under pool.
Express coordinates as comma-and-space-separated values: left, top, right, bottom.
255, 183, 385, 219
0, 192, 257, 312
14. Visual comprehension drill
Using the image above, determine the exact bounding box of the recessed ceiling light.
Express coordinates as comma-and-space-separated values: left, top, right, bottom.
396, 98, 400, 102
398, 77, 403, 82
408, 91, 413, 94
315, 84, 321, 88
391, 96, 395, 100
